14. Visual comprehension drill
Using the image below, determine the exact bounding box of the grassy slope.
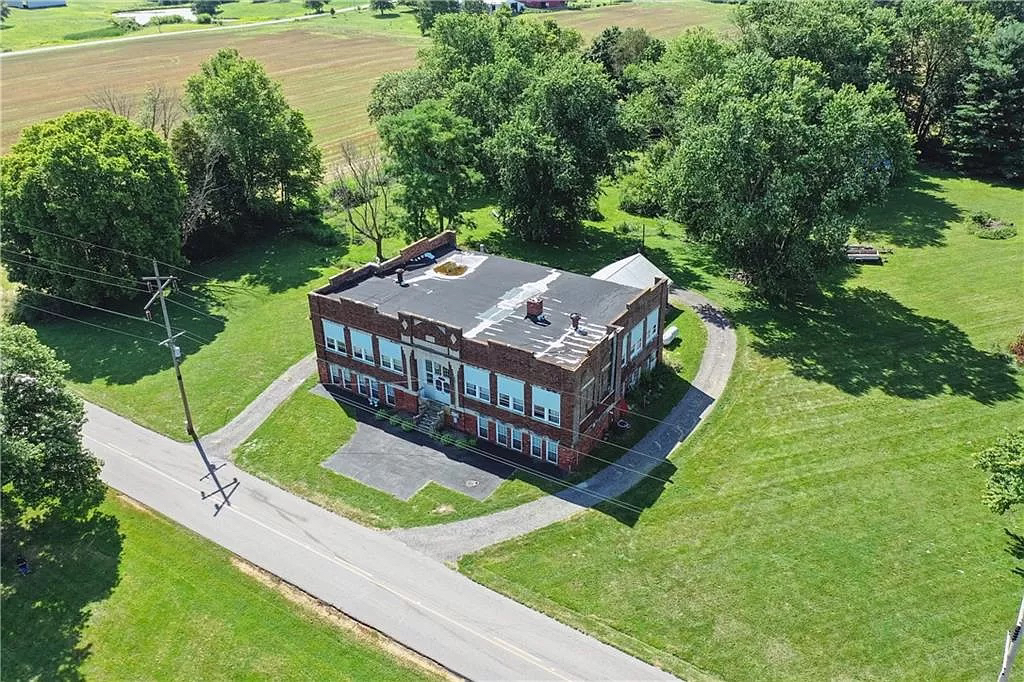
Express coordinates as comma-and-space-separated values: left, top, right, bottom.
461, 172, 1024, 681
0, 0, 349, 52
0, 494, 440, 681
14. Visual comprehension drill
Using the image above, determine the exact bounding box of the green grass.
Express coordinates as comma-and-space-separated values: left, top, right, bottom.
0, 494, 441, 680
460, 171, 1024, 681
546, 0, 735, 39
0, 0, 346, 52
235, 376, 557, 528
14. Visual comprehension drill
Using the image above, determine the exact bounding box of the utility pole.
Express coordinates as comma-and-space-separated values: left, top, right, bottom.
143, 260, 238, 513
999, 593, 1024, 682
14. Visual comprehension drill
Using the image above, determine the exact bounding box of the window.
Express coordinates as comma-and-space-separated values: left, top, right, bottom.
531, 386, 561, 426
546, 439, 559, 464
497, 375, 525, 414
477, 416, 490, 440
323, 320, 347, 354
463, 365, 491, 403
357, 374, 370, 396
645, 308, 660, 345
350, 329, 374, 365
496, 421, 509, 447
621, 336, 629, 367
328, 363, 343, 384
530, 433, 543, 459
629, 322, 643, 359
644, 353, 656, 372
581, 378, 596, 415
511, 427, 523, 451
385, 383, 396, 405
369, 377, 380, 401
378, 338, 403, 373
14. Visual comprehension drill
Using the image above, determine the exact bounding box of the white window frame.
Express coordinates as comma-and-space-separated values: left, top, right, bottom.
546, 439, 559, 464
378, 339, 404, 374
496, 421, 509, 447
477, 416, 490, 440
350, 329, 374, 365
328, 363, 343, 384
531, 386, 561, 426
645, 308, 659, 345
644, 353, 656, 372
496, 375, 525, 415
385, 383, 396, 405
357, 374, 370, 396
323, 320, 347, 354
463, 365, 491, 403
511, 427, 523, 451
530, 433, 543, 459
629, 322, 643, 359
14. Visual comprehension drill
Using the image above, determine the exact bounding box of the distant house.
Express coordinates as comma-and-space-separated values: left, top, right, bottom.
21, 0, 68, 7
481, 0, 525, 12
592, 253, 672, 291
309, 231, 669, 471
521, 0, 567, 8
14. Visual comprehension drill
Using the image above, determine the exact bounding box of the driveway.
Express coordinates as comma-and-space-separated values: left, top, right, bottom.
316, 386, 514, 501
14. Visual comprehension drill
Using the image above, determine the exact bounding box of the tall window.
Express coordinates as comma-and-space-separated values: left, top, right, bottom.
385, 383, 396, 405
581, 377, 596, 415
329, 363, 343, 384
322, 320, 347, 354
531, 386, 561, 426
530, 433, 543, 459
546, 439, 559, 464
496, 421, 509, 447
510, 427, 523, 451
463, 365, 491, 403
629, 322, 643, 359
477, 416, 490, 440
497, 375, 525, 414
350, 329, 374, 365
378, 338, 404, 373
645, 308, 660, 345
644, 353, 656, 372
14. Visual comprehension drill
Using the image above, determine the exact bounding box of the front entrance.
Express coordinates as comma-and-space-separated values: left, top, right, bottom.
420, 358, 452, 404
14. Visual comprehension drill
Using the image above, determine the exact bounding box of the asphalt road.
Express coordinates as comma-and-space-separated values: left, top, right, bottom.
85, 402, 676, 681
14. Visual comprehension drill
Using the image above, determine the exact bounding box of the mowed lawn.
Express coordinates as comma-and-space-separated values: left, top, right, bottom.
461, 172, 1024, 681
0, 14, 424, 164
0, 494, 441, 681
545, 0, 734, 39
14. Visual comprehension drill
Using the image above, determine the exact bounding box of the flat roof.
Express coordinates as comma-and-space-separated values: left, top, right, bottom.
323, 247, 646, 368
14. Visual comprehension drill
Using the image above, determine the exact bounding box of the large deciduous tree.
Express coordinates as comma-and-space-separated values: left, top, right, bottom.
331, 143, 396, 262
378, 99, 480, 237
0, 110, 184, 303
174, 49, 322, 247
489, 55, 624, 242
660, 54, 913, 295
948, 20, 1024, 180
977, 430, 1024, 514
1, 325, 105, 529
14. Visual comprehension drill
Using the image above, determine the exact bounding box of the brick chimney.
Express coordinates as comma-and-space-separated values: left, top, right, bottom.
526, 298, 544, 319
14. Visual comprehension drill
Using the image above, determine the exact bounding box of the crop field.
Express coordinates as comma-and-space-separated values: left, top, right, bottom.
0, 14, 423, 164
548, 0, 733, 39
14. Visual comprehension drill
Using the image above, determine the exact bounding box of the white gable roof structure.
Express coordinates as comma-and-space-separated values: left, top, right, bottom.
591, 253, 671, 291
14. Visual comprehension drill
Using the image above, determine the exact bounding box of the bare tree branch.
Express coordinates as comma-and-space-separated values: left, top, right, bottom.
333, 142, 396, 262
181, 137, 224, 245
87, 86, 136, 119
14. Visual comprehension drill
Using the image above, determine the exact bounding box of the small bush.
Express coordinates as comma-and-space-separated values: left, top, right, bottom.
110, 17, 142, 31
967, 211, 1017, 239
440, 433, 457, 447
292, 221, 342, 246
1010, 330, 1024, 364
614, 221, 633, 235
374, 408, 391, 421
196, 12, 213, 22
150, 13, 185, 24
388, 414, 404, 427
399, 419, 415, 432
976, 226, 1018, 240
619, 168, 664, 217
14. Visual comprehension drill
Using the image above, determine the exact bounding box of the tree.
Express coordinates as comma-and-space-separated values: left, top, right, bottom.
332, 143, 396, 262
413, 0, 458, 36
87, 85, 136, 119
488, 55, 624, 242
1, 110, 185, 303
367, 69, 442, 122
378, 99, 480, 237
1, 325, 105, 529
887, 0, 991, 146
304, 0, 326, 13
2, 1, 12, 25
371, 0, 393, 16
734, 0, 898, 90
136, 82, 182, 140
192, 0, 218, 15
976, 430, 1024, 514
660, 54, 914, 295
585, 25, 664, 94
948, 20, 1024, 180
177, 49, 322, 242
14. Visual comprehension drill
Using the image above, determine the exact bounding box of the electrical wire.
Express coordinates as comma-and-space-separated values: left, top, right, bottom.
18, 304, 160, 344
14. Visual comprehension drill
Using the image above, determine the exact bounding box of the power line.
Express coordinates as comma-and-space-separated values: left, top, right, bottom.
22, 287, 166, 329
2, 249, 149, 289
18, 304, 160, 344
3, 256, 150, 296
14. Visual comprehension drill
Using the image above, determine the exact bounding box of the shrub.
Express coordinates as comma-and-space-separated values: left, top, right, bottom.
967, 211, 1017, 240
150, 13, 185, 24
388, 414, 404, 427
440, 433, 457, 447
374, 408, 391, 421
292, 221, 342, 246
976, 226, 1018, 240
400, 420, 415, 432
196, 12, 212, 22
614, 221, 633, 235
110, 17, 142, 31
1011, 330, 1024, 365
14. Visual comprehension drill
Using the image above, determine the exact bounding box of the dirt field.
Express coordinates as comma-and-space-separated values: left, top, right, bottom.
0, 20, 421, 164
548, 0, 734, 39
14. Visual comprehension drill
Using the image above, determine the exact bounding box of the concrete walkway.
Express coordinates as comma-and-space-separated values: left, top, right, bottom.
390, 289, 736, 562
205, 353, 316, 459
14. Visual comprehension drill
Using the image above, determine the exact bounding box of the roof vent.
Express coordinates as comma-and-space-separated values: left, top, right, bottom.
526, 297, 544, 318
396, 268, 406, 286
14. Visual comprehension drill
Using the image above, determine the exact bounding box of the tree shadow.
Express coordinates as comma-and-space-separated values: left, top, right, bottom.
592, 460, 676, 527
854, 172, 962, 248
731, 286, 1021, 405
373, 12, 400, 19
1, 512, 124, 681
1004, 529, 1024, 579
478, 225, 710, 291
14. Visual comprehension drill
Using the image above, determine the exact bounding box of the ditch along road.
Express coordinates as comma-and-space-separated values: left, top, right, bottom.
82, 289, 734, 681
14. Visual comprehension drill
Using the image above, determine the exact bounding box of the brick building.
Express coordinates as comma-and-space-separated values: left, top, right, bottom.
308, 231, 668, 471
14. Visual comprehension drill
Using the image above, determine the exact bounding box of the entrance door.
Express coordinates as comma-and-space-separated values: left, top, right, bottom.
420, 358, 452, 404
